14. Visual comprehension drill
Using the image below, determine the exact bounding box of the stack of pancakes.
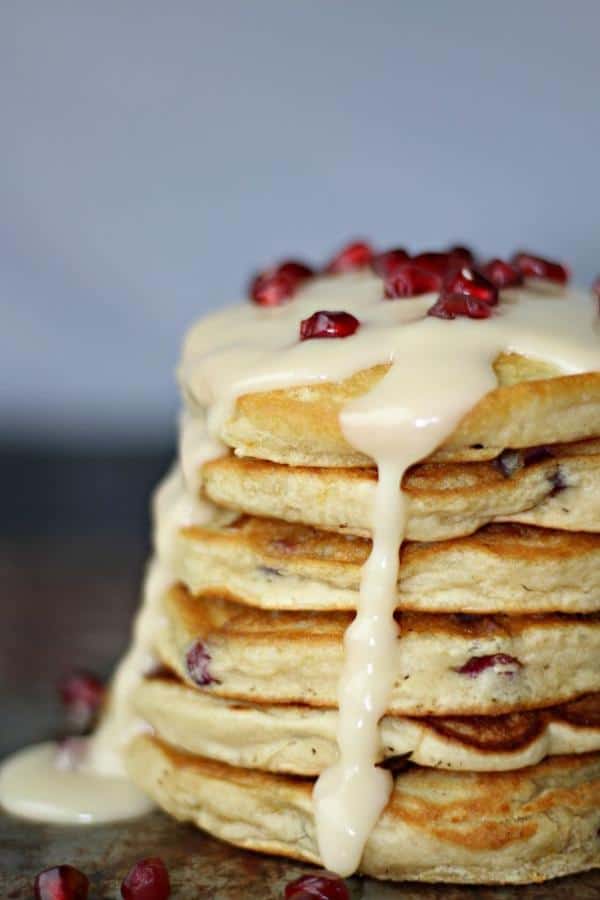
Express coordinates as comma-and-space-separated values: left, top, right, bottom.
123, 272, 600, 884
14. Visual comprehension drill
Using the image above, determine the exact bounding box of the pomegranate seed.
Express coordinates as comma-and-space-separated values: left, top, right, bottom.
480, 258, 523, 288
384, 263, 442, 298
448, 244, 476, 265
285, 871, 350, 899
249, 270, 296, 306
59, 670, 105, 732
512, 252, 570, 285
325, 241, 373, 274
299, 310, 360, 340
455, 653, 523, 677
523, 445, 554, 466
428, 294, 493, 320
186, 641, 215, 686
121, 857, 170, 900
277, 260, 314, 281
371, 247, 410, 279
443, 267, 498, 305
34, 865, 89, 900
412, 251, 460, 278
249, 259, 313, 306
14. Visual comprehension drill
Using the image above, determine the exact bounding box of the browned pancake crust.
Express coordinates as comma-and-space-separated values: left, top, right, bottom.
126, 734, 600, 882
185, 516, 600, 571
168, 582, 600, 642
179, 517, 600, 613
222, 363, 600, 466
423, 693, 600, 753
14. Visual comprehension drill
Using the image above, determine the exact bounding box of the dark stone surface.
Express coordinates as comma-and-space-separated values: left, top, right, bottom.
1, 535, 599, 898
2, 809, 600, 899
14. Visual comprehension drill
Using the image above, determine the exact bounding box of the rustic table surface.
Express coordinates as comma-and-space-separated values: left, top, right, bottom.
2, 538, 600, 899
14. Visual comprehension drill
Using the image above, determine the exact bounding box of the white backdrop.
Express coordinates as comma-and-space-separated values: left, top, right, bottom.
2, 0, 599, 444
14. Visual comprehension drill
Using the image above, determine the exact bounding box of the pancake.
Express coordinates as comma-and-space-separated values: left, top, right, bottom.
201, 443, 600, 541
154, 586, 600, 716
133, 677, 600, 775
126, 734, 600, 884
220, 363, 600, 468
174, 517, 600, 614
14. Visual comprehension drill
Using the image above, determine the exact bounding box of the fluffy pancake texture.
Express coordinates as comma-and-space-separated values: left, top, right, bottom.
110, 268, 600, 883
201, 444, 600, 540
125, 734, 600, 884
154, 586, 600, 715
174, 517, 600, 614
134, 677, 600, 775
221, 365, 600, 467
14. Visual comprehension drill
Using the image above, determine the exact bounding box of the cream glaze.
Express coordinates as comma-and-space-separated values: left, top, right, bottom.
2, 270, 599, 861
0, 741, 152, 824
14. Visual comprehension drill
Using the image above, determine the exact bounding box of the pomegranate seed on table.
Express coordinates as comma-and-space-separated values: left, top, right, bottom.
300, 311, 360, 340
34, 865, 89, 900
443, 267, 498, 305
250, 259, 314, 307
428, 293, 493, 320
186, 640, 215, 686
284, 870, 350, 899
511, 252, 570, 284
58, 670, 105, 732
371, 247, 410, 278
384, 263, 442, 298
479, 258, 523, 288
121, 857, 171, 900
324, 240, 373, 274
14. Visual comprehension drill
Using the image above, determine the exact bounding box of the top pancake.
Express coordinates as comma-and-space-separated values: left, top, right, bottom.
221, 363, 600, 467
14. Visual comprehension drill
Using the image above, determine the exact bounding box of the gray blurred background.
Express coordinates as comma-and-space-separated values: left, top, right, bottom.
1, 0, 600, 537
